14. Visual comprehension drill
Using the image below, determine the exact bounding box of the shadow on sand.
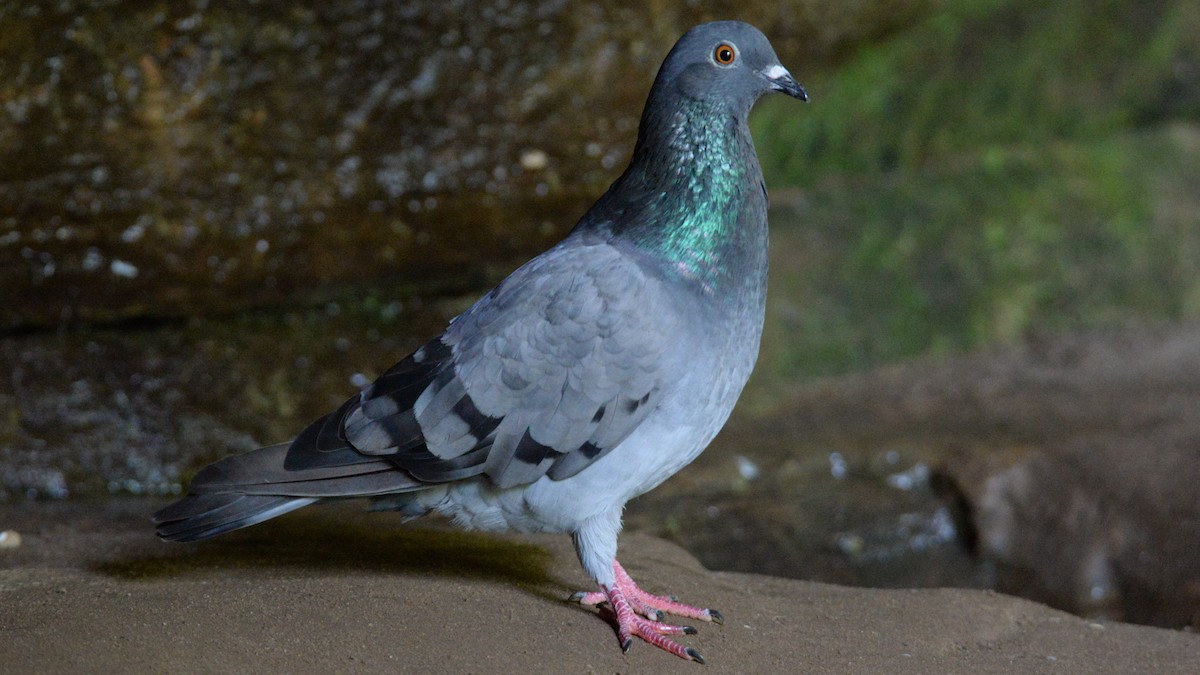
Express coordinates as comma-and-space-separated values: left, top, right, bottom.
92, 504, 568, 602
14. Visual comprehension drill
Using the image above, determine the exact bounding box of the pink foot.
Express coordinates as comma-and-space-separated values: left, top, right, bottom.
572, 560, 722, 663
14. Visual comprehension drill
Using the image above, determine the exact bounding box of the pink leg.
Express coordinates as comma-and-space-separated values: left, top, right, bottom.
572, 560, 722, 662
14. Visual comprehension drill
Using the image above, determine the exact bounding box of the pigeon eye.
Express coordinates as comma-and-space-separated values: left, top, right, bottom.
713, 43, 736, 65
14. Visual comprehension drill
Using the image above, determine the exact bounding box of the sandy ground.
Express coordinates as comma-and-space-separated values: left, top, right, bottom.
1, 499, 1196, 674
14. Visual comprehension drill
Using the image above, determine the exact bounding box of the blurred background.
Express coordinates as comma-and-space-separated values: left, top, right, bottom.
2, 1, 1198, 629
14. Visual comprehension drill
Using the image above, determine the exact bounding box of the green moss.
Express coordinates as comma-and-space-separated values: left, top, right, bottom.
758, 128, 1200, 381
746, 0, 1200, 381
756, 0, 1200, 183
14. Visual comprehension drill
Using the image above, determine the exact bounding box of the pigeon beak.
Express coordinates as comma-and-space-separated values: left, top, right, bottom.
762, 64, 808, 101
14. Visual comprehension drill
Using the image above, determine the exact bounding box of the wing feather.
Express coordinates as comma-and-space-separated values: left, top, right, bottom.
332, 238, 684, 488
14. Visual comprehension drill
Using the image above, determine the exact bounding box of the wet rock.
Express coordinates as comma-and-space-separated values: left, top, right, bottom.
0, 1, 920, 331
919, 327, 1200, 629
945, 431, 1200, 629
627, 432, 983, 591
889, 326, 1200, 627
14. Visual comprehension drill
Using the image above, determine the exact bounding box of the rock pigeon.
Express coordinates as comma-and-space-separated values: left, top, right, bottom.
154, 20, 806, 663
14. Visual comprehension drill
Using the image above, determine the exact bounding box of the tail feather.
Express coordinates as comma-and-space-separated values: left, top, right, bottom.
154, 494, 317, 542
154, 441, 427, 542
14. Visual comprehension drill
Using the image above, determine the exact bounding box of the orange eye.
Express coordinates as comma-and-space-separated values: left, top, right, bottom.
714, 43, 736, 65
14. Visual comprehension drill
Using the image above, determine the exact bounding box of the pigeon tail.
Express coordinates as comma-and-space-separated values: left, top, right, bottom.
153, 493, 317, 542
153, 441, 426, 541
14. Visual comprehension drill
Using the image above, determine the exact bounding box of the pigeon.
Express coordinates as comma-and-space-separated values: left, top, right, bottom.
154, 20, 806, 663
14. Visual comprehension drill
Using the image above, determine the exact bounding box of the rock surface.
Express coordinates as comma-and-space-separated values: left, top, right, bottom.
0, 1, 918, 330
1, 499, 1196, 674
699, 323, 1200, 628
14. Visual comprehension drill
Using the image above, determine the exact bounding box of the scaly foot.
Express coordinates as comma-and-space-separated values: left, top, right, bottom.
572, 560, 722, 662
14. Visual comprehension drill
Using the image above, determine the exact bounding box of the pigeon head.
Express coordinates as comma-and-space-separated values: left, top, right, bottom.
583, 21, 805, 292
650, 21, 807, 114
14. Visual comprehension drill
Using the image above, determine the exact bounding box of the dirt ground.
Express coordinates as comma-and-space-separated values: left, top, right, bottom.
1, 499, 1196, 674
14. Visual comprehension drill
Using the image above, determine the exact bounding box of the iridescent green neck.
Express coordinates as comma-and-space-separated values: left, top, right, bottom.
609, 99, 761, 290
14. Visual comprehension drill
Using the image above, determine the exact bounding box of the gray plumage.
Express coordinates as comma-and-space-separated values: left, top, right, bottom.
154, 20, 806, 660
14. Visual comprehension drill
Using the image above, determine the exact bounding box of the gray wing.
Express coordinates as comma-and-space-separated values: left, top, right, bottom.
321, 239, 681, 489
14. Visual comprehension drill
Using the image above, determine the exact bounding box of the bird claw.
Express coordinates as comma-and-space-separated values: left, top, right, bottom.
612, 563, 723, 624
613, 605, 700, 660
575, 560, 722, 662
